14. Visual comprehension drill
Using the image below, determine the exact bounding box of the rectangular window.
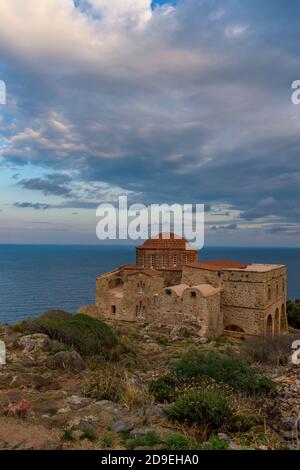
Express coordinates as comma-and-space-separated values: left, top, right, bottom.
151, 255, 155, 268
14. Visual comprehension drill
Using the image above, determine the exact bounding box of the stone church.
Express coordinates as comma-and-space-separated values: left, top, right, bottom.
79, 233, 288, 337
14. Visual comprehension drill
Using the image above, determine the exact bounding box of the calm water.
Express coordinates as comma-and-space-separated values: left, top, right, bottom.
0, 245, 299, 324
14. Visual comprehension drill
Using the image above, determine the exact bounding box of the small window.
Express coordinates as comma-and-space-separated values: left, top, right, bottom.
151, 255, 155, 268
268, 286, 271, 300
111, 305, 116, 315
137, 281, 145, 293
162, 254, 165, 268
141, 254, 145, 268
173, 255, 177, 267
136, 301, 145, 318
166, 289, 172, 296
191, 291, 196, 299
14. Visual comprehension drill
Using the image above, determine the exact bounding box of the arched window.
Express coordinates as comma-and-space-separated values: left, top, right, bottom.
111, 305, 116, 315
136, 301, 145, 318
266, 315, 273, 337
274, 308, 280, 335
137, 281, 144, 293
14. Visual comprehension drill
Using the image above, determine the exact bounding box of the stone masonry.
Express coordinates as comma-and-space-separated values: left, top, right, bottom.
79, 233, 288, 338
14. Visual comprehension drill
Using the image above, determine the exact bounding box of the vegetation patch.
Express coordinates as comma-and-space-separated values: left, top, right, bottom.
167, 389, 232, 430
241, 334, 298, 366
148, 375, 179, 403
170, 350, 274, 395
125, 431, 161, 450
287, 300, 300, 329
19, 310, 119, 358
202, 435, 230, 450
163, 432, 199, 450
85, 366, 153, 410
100, 432, 115, 449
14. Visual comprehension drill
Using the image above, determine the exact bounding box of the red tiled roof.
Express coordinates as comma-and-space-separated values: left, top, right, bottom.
185, 260, 248, 271
138, 232, 196, 250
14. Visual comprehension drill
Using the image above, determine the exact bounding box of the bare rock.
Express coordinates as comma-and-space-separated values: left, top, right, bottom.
111, 420, 134, 433
18, 334, 50, 353
44, 351, 86, 372
67, 395, 91, 411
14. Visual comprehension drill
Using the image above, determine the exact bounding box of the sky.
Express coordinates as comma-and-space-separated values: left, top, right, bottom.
0, 0, 300, 246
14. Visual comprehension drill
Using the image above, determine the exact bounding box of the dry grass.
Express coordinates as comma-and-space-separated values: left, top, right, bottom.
84, 365, 153, 410
241, 334, 299, 366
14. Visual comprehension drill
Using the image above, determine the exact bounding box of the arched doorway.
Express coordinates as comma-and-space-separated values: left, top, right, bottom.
274, 308, 280, 335
280, 304, 288, 333
266, 315, 273, 337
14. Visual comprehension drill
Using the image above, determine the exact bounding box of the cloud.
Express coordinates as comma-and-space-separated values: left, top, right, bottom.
18, 176, 72, 197
14, 202, 52, 210
210, 223, 238, 231
0, 0, 300, 243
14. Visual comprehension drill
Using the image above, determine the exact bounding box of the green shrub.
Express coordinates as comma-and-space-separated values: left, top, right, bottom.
148, 375, 178, 403
100, 432, 115, 449
125, 431, 161, 450
229, 411, 262, 432
164, 432, 199, 450
20, 310, 118, 358
202, 435, 230, 450
80, 426, 97, 442
62, 427, 74, 441
287, 300, 300, 329
171, 350, 274, 395
167, 389, 231, 430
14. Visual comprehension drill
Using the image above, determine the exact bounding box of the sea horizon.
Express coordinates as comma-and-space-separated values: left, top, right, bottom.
0, 244, 299, 325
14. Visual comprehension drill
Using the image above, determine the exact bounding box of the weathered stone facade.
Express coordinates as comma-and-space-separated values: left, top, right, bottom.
79, 234, 288, 338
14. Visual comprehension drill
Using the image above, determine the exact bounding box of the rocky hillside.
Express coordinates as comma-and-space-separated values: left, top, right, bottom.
0, 312, 299, 451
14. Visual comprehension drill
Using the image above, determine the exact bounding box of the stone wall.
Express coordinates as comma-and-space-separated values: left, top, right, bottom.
95, 269, 164, 323
182, 266, 221, 288
149, 284, 222, 337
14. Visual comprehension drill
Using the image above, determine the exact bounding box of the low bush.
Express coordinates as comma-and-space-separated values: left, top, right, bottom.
287, 300, 300, 329
148, 375, 178, 403
229, 410, 263, 433
167, 389, 231, 430
164, 432, 199, 450
100, 432, 115, 449
20, 310, 119, 358
125, 431, 161, 450
80, 426, 97, 442
202, 435, 230, 450
62, 428, 74, 442
170, 350, 274, 395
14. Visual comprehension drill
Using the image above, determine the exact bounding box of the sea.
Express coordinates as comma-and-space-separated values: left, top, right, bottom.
0, 244, 299, 324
